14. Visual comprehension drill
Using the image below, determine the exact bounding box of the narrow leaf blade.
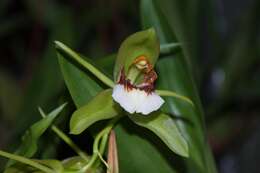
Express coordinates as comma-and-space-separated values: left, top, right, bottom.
7, 103, 66, 167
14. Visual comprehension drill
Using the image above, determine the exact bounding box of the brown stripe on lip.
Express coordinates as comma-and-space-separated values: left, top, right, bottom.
117, 67, 156, 94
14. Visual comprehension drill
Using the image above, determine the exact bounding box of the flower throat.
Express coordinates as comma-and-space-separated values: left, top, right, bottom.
117, 55, 157, 93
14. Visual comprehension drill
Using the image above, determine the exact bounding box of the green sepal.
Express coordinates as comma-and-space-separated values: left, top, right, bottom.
70, 89, 122, 135
128, 112, 189, 157
114, 28, 160, 81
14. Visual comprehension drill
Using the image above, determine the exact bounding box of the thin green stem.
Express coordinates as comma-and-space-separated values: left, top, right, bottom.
94, 133, 109, 169
160, 43, 181, 56
55, 41, 115, 88
0, 150, 55, 173
81, 129, 109, 171
51, 126, 89, 161
98, 151, 109, 169
156, 89, 194, 106
99, 134, 109, 156
92, 133, 109, 169
81, 117, 120, 172
39, 108, 89, 161
81, 134, 104, 171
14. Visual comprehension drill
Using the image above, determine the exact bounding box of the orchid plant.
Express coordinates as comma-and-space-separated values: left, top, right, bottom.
56, 28, 193, 170
0, 28, 194, 173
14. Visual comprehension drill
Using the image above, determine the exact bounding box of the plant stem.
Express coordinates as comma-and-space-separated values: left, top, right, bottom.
55, 41, 115, 88
156, 89, 194, 106
99, 133, 109, 156
51, 126, 89, 161
81, 117, 120, 172
39, 108, 89, 161
0, 150, 55, 173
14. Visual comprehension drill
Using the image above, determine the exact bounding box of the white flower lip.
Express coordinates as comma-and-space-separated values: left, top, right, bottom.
112, 84, 164, 115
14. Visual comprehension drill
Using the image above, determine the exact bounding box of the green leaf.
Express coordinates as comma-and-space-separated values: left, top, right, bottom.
58, 52, 103, 108
4, 164, 41, 173
39, 107, 89, 161
129, 112, 188, 157
70, 89, 121, 135
58, 50, 180, 172
0, 150, 55, 173
113, 28, 160, 81
7, 103, 66, 167
55, 41, 114, 88
160, 43, 182, 57
4, 159, 63, 173
96, 54, 116, 76
141, 0, 217, 172
115, 119, 179, 173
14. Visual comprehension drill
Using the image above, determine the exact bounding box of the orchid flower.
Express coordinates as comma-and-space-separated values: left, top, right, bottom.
55, 28, 194, 171
112, 57, 165, 115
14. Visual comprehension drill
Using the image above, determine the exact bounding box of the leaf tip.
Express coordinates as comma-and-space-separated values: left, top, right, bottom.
181, 148, 189, 158
178, 141, 189, 158
54, 40, 61, 46
54, 40, 65, 51
69, 130, 79, 135
61, 102, 68, 108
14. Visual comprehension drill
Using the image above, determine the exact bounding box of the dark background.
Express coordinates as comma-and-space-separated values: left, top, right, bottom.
0, 0, 260, 172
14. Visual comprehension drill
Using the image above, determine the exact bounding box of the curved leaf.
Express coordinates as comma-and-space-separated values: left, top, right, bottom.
7, 103, 66, 167
114, 28, 160, 81
141, 0, 217, 172
70, 89, 121, 135
129, 112, 188, 157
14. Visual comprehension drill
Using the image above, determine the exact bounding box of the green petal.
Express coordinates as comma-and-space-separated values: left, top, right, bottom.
129, 112, 189, 157
70, 89, 121, 135
114, 28, 160, 81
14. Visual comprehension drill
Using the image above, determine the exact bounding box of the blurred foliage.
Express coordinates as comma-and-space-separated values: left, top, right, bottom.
0, 0, 259, 172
